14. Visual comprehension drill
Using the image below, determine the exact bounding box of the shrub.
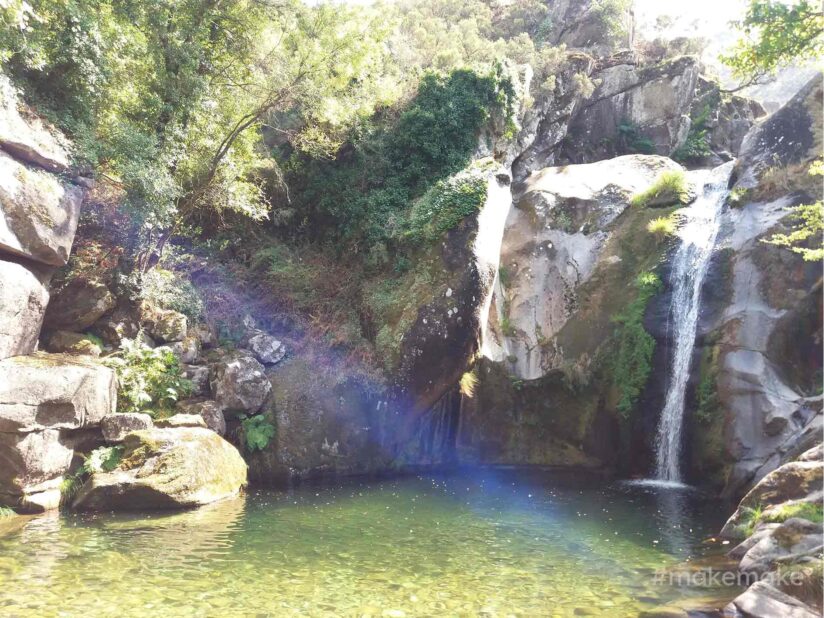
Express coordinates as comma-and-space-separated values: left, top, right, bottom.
646, 215, 678, 241
459, 370, 478, 398
140, 268, 204, 321
0, 506, 15, 518
239, 414, 276, 452
103, 338, 192, 416
617, 120, 655, 155
611, 271, 662, 418
61, 446, 124, 504
728, 186, 751, 208
631, 170, 691, 208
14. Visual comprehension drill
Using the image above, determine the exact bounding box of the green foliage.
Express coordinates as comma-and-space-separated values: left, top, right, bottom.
103, 338, 192, 416
721, 0, 824, 88
673, 104, 713, 163
764, 502, 824, 525
728, 186, 752, 208
406, 164, 489, 242
694, 347, 721, 424
611, 271, 662, 418
617, 120, 655, 155
140, 268, 204, 321
0, 506, 15, 518
239, 414, 276, 452
738, 504, 765, 537
459, 370, 478, 398
631, 171, 691, 208
60, 445, 123, 504
763, 161, 823, 262
646, 215, 679, 241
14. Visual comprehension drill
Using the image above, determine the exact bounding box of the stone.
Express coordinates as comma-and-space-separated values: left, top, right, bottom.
181, 364, 210, 396
0, 73, 70, 173
44, 330, 102, 357
176, 399, 226, 435
0, 353, 116, 432
191, 323, 218, 348
721, 460, 824, 539
210, 353, 271, 414
246, 331, 285, 365
140, 302, 187, 343
0, 151, 84, 266
796, 444, 822, 463
0, 257, 51, 360
725, 581, 819, 618
101, 413, 153, 443
155, 414, 207, 429
169, 335, 201, 364
0, 430, 73, 513
72, 427, 247, 511
738, 518, 823, 575
44, 278, 115, 331
91, 305, 140, 347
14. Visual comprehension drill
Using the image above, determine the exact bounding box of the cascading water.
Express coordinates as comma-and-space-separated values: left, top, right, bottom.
654, 161, 735, 483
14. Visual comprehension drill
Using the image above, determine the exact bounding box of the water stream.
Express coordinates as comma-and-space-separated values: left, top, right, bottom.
0, 469, 737, 616
654, 162, 735, 482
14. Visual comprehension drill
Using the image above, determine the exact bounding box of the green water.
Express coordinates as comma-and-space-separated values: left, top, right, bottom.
0, 469, 737, 617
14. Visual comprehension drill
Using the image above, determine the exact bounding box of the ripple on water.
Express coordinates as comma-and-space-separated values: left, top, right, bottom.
0, 469, 738, 617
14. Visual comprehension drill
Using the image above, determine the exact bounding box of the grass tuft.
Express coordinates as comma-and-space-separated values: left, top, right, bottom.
631, 170, 691, 208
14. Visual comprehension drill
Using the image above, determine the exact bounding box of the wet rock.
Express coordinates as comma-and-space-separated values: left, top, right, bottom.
725, 580, 819, 618
176, 399, 226, 435
72, 427, 247, 511
155, 414, 207, 429
246, 331, 285, 365
738, 518, 822, 575
101, 413, 154, 443
140, 303, 187, 343
0, 73, 70, 173
0, 353, 116, 432
44, 330, 102, 357
0, 151, 84, 266
0, 257, 52, 360
209, 353, 271, 414
44, 278, 115, 331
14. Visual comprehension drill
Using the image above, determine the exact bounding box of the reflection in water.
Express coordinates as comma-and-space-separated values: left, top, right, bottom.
0, 470, 737, 617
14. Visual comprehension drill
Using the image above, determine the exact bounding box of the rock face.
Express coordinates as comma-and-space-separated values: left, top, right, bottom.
562, 56, 700, 163
725, 581, 819, 618
0, 151, 83, 266
101, 413, 153, 443
176, 399, 226, 436
488, 154, 685, 379
73, 427, 247, 511
209, 352, 271, 414
0, 257, 52, 359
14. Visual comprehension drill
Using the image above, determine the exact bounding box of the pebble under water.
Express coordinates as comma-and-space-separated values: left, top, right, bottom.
0, 469, 740, 617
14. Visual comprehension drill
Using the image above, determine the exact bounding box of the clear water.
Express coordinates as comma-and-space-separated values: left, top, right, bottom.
0, 469, 738, 617
655, 162, 735, 482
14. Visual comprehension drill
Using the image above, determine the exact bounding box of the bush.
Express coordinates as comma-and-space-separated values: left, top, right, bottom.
140, 268, 204, 321
103, 338, 192, 416
611, 271, 662, 418
631, 171, 691, 208
61, 446, 124, 504
646, 215, 678, 240
617, 120, 655, 155
239, 413, 276, 451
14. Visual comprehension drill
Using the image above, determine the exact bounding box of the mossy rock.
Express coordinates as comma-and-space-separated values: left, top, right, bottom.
72, 427, 247, 511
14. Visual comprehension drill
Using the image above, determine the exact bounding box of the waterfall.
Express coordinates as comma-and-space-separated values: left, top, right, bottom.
654, 161, 735, 482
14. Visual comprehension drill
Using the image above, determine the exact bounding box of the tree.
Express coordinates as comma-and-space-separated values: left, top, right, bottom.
721, 0, 824, 90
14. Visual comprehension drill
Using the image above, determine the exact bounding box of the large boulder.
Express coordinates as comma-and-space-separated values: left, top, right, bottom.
738, 518, 822, 575
72, 427, 247, 511
0, 151, 84, 266
43, 278, 115, 331
724, 581, 819, 618
101, 413, 154, 443
0, 73, 70, 173
0, 430, 73, 513
209, 352, 271, 414
140, 302, 187, 343
169, 335, 201, 364
0, 257, 52, 360
245, 330, 285, 365
0, 353, 116, 432
181, 364, 210, 396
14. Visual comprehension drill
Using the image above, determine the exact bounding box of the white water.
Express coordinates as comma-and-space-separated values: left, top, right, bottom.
654, 161, 735, 482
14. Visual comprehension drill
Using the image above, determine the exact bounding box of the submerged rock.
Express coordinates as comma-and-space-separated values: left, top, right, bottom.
73, 427, 247, 511
101, 413, 153, 443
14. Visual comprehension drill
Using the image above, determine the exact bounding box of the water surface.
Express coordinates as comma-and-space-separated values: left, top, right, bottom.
0, 469, 738, 616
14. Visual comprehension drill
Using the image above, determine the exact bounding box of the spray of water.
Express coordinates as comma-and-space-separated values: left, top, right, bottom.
654, 161, 735, 482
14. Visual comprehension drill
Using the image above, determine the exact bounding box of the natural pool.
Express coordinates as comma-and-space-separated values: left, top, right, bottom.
0, 469, 739, 617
